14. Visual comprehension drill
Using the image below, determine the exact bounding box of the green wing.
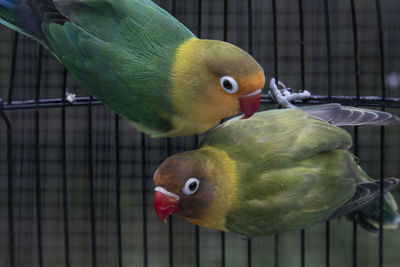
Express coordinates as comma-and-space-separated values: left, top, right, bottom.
226, 150, 357, 236
54, 0, 194, 50
44, 0, 195, 134
202, 108, 354, 167
202, 109, 359, 236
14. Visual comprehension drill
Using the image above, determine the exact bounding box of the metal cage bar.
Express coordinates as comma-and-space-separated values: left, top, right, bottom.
141, 133, 148, 267
349, 0, 360, 266
115, 114, 122, 267
34, 45, 44, 267
87, 95, 98, 267
6, 32, 18, 105
374, 1, 386, 266
61, 69, 71, 267
1, 30, 18, 267
0, 103, 15, 267
2, 95, 400, 111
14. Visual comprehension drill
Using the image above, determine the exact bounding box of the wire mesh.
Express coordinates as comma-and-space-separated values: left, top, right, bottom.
0, 0, 400, 267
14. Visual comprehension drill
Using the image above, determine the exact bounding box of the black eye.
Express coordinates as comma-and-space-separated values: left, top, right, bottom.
182, 178, 200, 195
223, 79, 233, 90
220, 76, 239, 94
189, 182, 197, 191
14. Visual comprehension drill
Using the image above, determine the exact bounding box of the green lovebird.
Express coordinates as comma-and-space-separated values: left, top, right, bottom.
0, 0, 265, 137
153, 104, 400, 236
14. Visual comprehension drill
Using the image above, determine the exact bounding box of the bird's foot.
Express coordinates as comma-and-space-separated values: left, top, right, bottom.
65, 92, 76, 103
268, 78, 311, 108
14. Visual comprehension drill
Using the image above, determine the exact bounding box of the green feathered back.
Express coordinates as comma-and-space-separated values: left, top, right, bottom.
0, 0, 195, 134
201, 109, 363, 236
202, 108, 354, 169
45, 0, 195, 134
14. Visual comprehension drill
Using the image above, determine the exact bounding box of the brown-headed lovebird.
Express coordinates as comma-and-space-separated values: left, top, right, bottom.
153, 104, 400, 236
0, 0, 265, 137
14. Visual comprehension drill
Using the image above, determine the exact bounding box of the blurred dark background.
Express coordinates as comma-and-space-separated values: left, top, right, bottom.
0, 0, 399, 267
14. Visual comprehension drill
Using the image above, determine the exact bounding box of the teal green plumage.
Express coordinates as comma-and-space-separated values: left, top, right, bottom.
1, 0, 192, 133
153, 105, 400, 236
0, 0, 265, 136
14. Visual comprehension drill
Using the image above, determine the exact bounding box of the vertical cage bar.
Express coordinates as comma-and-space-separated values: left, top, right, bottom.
378, 128, 385, 267
352, 214, 358, 267
350, 0, 360, 101
195, 226, 200, 267
172, 0, 176, 16
325, 221, 330, 267
300, 230, 305, 267
2, 29, 19, 267
115, 114, 122, 267
171, 0, 176, 17
272, 0, 278, 81
141, 133, 148, 267
34, 45, 44, 267
323, 1, 332, 266
248, 0, 253, 54
223, 0, 228, 42
349, 1, 360, 266
197, 0, 202, 38
274, 235, 279, 267
271, 1, 279, 266
61, 69, 71, 267
88, 95, 97, 267
7, 32, 19, 104
374, 1, 386, 266
220, 232, 225, 267
323, 0, 332, 101
298, 0, 305, 91
247, 239, 252, 267
297, 1, 306, 265
0, 104, 15, 267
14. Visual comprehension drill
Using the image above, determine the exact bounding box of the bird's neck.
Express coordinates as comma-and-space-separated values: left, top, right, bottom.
185, 146, 238, 231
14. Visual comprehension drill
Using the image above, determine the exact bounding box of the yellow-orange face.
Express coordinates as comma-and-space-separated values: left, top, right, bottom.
169, 38, 265, 136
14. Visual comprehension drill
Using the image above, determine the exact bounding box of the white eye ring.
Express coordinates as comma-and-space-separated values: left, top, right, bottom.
182, 178, 200, 195
220, 76, 239, 94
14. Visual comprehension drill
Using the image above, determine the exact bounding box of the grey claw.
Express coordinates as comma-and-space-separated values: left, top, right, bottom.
285, 90, 311, 102
65, 92, 76, 103
268, 78, 311, 109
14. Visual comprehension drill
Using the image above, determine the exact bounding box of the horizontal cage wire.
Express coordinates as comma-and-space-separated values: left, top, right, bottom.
0, 0, 400, 267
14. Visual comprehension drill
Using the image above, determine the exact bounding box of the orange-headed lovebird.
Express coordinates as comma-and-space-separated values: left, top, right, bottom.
0, 0, 265, 137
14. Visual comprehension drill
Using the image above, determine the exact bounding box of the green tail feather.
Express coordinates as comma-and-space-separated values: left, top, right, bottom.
357, 192, 400, 234
356, 167, 400, 233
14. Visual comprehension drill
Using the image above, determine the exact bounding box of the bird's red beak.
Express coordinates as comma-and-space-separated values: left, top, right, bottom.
154, 189, 180, 223
239, 89, 261, 119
